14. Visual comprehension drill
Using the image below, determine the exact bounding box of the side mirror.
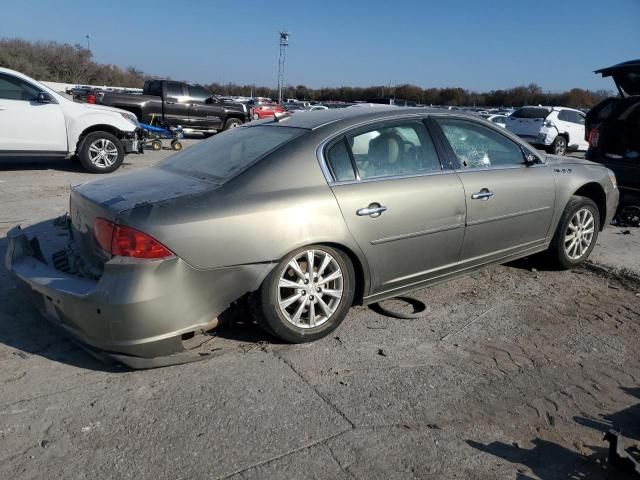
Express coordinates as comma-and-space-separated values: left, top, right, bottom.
35, 92, 54, 104
524, 152, 542, 165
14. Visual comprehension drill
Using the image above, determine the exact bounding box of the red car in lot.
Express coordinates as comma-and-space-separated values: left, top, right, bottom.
251, 103, 286, 120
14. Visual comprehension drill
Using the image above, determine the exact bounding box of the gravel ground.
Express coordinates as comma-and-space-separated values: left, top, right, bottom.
1, 143, 640, 480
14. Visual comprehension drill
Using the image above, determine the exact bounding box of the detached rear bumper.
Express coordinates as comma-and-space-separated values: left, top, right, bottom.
5, 222, 272, 368
122, 128, 144, 154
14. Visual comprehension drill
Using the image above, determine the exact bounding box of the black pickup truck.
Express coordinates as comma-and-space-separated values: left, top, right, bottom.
95, 80, 249, 135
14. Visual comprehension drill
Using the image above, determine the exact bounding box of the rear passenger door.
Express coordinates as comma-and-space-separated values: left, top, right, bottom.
163, 81, 189, 127
324, 119, 467, 296
433, 117, 555, 265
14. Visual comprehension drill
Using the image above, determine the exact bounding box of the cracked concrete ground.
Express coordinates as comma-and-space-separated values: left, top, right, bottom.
1, 143, 640, 479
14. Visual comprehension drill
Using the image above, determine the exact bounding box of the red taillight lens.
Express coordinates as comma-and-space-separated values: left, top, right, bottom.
93, 218, 173, 259
86, 94, 96, 104
588, 127, 599, 147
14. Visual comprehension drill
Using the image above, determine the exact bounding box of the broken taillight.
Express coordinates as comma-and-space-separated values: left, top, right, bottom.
588, 127, 600, 148
93, 218, 173, 259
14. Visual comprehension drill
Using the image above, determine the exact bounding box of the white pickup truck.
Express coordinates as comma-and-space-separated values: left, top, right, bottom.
0, 67, 142, 173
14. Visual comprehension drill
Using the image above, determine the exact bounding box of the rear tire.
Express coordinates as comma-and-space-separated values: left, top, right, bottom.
548, 135, 567, 156
255, 245, 355, 343
223, 118, 243, 130
78, 131, 125, 173
548, 195, 600, 269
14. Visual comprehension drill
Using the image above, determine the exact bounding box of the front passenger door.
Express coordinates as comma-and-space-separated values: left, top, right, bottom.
186, 84, 223, 130
434, 118, 555, 265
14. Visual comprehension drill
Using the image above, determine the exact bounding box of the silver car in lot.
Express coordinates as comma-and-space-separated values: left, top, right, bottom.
6, 108, 619, 367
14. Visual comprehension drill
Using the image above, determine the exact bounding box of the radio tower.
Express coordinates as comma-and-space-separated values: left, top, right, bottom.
277, 31, 290, 104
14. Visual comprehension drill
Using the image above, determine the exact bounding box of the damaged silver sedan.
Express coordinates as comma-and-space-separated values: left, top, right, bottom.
6, 108, 619, 368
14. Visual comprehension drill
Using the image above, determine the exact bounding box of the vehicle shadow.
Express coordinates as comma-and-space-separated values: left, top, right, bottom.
467, 386, 640, 479
0, 220, 278, 372
0, 156, 86, 173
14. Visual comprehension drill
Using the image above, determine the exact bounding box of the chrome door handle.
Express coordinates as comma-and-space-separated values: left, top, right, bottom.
356, 204, 387, 217
471, 189, 494, 200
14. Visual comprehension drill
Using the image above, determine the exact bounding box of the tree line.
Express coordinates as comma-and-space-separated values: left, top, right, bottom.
1, 38, 611, 108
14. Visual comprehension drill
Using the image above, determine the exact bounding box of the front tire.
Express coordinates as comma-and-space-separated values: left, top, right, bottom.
255, 245, 355, 343
78, 131, 125, 173
548, 196, 600, 269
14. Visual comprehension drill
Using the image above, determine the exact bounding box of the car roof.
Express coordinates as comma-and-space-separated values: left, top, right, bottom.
252, 106, 472, 130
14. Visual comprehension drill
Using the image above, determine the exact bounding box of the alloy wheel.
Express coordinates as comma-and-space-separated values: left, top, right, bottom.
88, 139, 119, 168
277, 249, 344, 329
564, 208, 595, 260
554, 138, 567, 156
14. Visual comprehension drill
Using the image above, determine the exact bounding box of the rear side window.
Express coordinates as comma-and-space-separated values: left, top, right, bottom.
159, 126, 304, 183
437, 118, 524, 169
166, 82, 184, 98
345, 121, 441, 180
511, 107, 551, 119
147, 81, 162, 97
326, 140, 356, 181
0, 73, 40, 101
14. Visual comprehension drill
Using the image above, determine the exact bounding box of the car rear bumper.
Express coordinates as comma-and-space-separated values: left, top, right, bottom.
5, 221, 272, 368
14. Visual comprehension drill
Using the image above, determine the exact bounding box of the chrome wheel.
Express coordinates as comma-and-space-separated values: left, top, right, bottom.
564, 208, 595, 260
88, 139, 119, 168
277, 249, 344, 329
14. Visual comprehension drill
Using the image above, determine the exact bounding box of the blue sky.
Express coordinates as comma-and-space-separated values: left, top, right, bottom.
2, 0, 638, 92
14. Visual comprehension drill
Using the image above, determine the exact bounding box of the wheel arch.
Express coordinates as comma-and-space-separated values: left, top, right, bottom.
76, 124, 124, 154
315, 242, 369, 306
573, 182, 607, 230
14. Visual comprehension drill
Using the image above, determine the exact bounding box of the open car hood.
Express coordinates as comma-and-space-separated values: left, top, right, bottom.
595, 59, 640, 97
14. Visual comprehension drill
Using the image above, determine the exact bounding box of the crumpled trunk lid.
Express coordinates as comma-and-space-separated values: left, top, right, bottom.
70, 167, 218, 271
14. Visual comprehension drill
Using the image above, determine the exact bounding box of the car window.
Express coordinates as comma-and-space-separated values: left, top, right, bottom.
326, 140, 356, 182
511, 107, 551, 119
147, 81, 162, 97
159, 126, 305, 184
166, 82, 184, 98
491, 116, 506, 125
558, 110, 571, 122
437, 118, 524, 169
346, 122, 441, 179
187, 85, 210, 102
0, 73, 41, 101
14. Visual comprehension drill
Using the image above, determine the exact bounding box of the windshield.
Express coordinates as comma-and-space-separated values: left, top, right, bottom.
511, 107, 551, 119
158, 125, 305, 183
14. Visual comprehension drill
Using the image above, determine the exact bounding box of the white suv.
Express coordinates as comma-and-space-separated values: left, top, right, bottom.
505, 106, 588, 156
0, 68, 141, 173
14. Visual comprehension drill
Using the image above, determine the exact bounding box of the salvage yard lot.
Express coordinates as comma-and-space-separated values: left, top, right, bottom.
1, 141, 640, 479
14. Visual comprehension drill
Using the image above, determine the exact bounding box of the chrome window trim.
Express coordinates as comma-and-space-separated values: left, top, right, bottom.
316, 113, 447, 185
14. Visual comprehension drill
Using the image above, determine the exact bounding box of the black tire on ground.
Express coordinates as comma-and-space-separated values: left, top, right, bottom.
548, 195, 600, 269
151, 140, 162, 151
171, 140, 183, 151
78, 131, 125, 173
548, 135, 567, 156
254, 244, 355, 343
224, 118, 243, 130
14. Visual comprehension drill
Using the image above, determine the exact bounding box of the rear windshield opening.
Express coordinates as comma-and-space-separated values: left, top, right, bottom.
511, 107, 551, 119
158, 125, 305, 183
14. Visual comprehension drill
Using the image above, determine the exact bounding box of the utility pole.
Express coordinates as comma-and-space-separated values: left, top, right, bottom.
277, 31, 290, 104
85, 34, 91, 52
